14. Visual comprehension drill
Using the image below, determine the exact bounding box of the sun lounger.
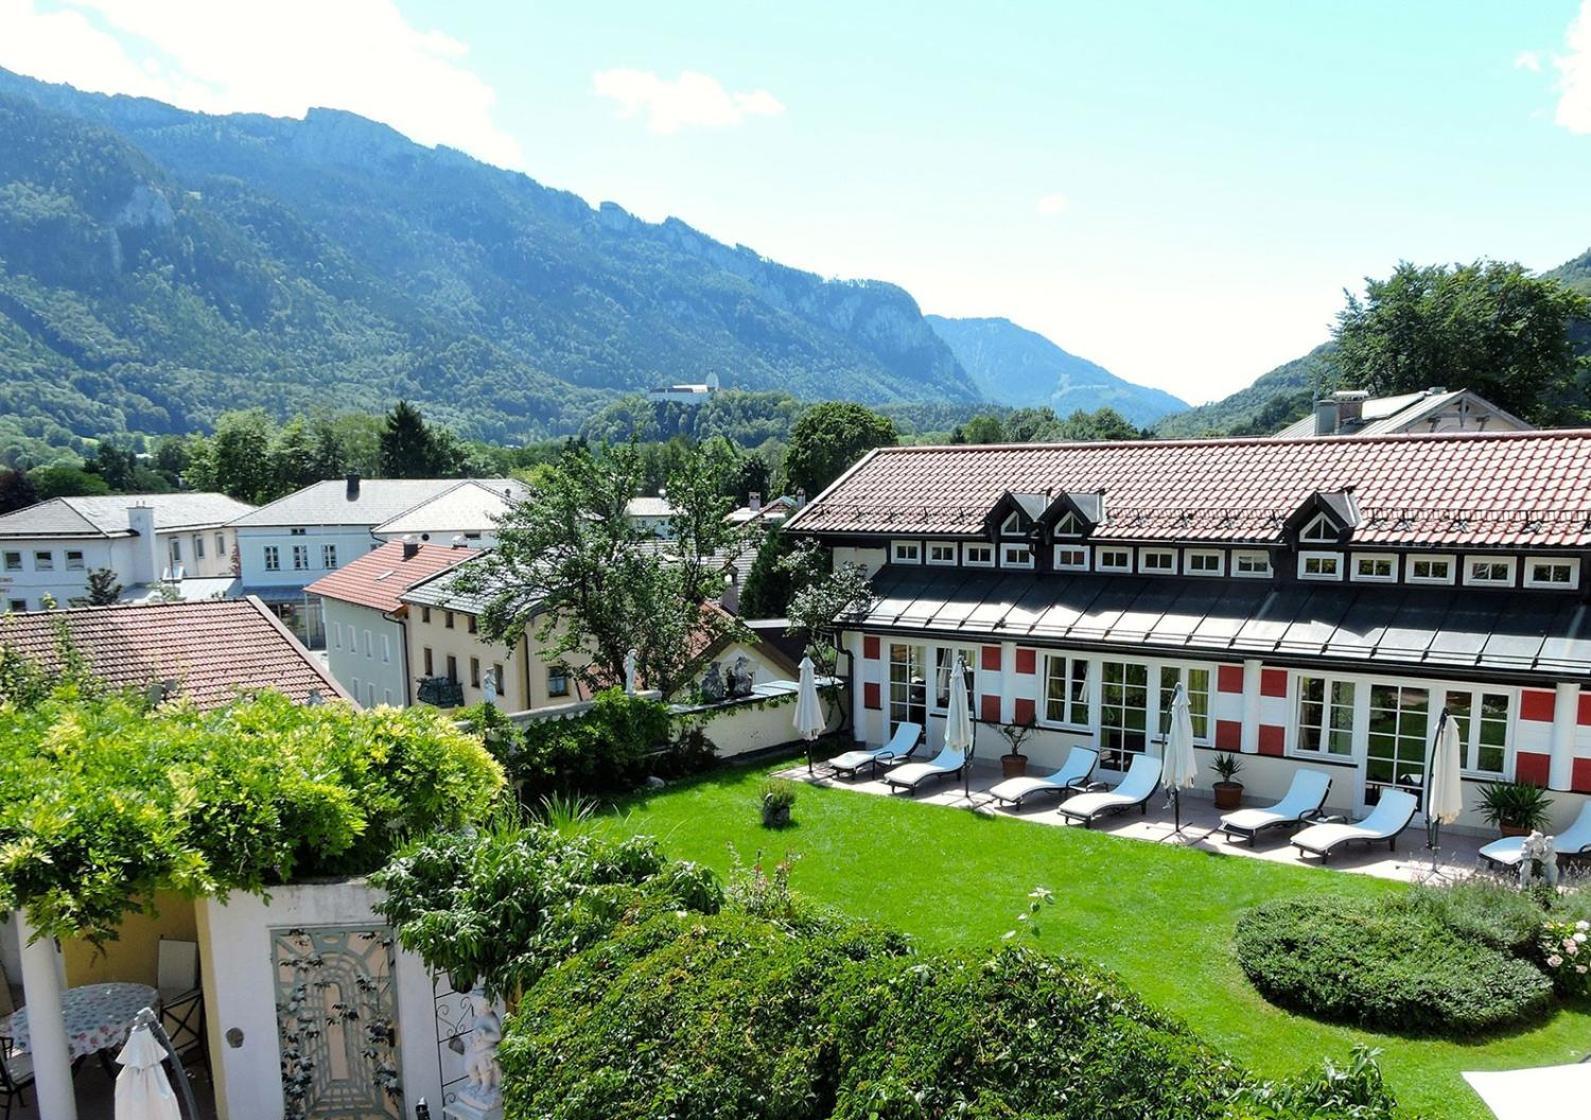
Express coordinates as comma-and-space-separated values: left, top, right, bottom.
1056, 753, 1159, 827
883, 745, 965, 794
1478, 802, 1591, 869
1217, 768, 1333, 845
826, 722, 922, 779
1290, 789, 1417, 864
988, 747, 1099, 808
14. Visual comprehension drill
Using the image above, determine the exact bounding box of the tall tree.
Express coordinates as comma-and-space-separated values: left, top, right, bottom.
210, 410, 277, 503
379, 401, 441, 478
82, 568, 123, 606
782, 402, 898, 497
0, 468, 38, 514
1332, 260, 1589, 423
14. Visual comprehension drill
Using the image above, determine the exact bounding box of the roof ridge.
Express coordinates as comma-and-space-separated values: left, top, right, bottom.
873, 426, 1591, 454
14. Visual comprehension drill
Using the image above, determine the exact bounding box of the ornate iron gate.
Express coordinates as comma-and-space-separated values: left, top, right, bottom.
273, 925, 404, 1120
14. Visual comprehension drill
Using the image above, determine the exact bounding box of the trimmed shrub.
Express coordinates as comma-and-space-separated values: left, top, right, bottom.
1235, 896, 1554, 1034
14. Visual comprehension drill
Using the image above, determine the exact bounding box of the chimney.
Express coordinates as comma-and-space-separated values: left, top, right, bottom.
1313, 399, 1340, 436
126, 504, 158, 586
1331, 389, 1369, 427
749, 492, 762, 512
402, 535, 419, 561
346, 472, 361, 501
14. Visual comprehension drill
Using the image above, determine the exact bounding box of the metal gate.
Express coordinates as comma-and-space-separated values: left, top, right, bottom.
273, 925, 404, 1120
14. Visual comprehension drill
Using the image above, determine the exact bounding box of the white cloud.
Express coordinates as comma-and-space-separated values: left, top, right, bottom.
1035, 192, 1068, 216
1554, 1, 1591, 133
592, 68, 784, 134
0, 0, 523, 168
1514, 49, 1542, 72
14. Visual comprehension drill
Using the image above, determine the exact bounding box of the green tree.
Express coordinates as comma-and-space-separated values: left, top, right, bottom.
379, 400, 441, 478
1332, 260, 1589, 423
210, 410, 277, 503
81, 568, 122, 606
739, 527, 801, 619
1055, 407, 1141, 442
950, 413, 1009, 444
782, 402, 897, 497
88, 443, 138, 491
0, 468, 38, 514
28, 464, 111, 499
784, 540, 875, 676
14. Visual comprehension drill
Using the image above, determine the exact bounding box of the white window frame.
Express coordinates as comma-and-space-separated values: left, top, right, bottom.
962, 543, 995, 568
1053, 511, 1084, 538
890, 540, 922, 565
1184, 549, 1224, 576
1350, 552, 1398, 584
925, 541, 958, 566
65, 550, 84, 571
1095, 547, 1132, 573
322, 543, 339, 570
291, 544, 309, 571
1463, 556, 1516, 587
194, 535, 206, 560
215, 533, 226, 556
1000, 543, 1035, 570
33, 550, 53, 572
1053, 544, 1090, 572
1299, 512, 1338, 543
999, 511, 1025, 537
1291, 673, 1358, 760
1298, 551, 1343, 581
1040, 652, 1091, 729
1406, 554, 1455, 586
1523, 556, 1579, 590
1137, 548, 1177, 575
1232, 550, 1272, 578
263, 545, 280, 572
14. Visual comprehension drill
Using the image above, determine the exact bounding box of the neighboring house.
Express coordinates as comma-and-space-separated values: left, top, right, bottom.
228, 474, 519, 646
0, 493, 253, 612
670, 603, 801, 703
625, 495, 678, 537
646, 370, 721, 404
786, 429, 1591, 834
1275, 387, 1532, 438
304, 539, 473, 708
0, 597, 346, 708
724, 493, 799, 528
370, 478, 530, 547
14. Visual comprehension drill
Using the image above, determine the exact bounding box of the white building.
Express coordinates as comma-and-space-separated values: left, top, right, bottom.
646, 370, 722, 404
1274, 387, 1532, 439
0, 493, 252, 612
625, 495, 678, 538
228, 474, 519, 645
305, 538, 471, 708
370, 478, 528, 547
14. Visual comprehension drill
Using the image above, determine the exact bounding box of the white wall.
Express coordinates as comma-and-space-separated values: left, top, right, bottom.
236, 526, 382, 591
323, 600, 407, 708
0, 537, 123, 610
678, 685, 845, 759
197, 880, 442, 1120
155, 526, 237, 579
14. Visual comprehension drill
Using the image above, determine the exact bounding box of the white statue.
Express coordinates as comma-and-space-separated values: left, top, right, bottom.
449, 992, 504, 1118
624, 647, 639, 695
1520, 830, 1560, 889
482, 667, 498, 707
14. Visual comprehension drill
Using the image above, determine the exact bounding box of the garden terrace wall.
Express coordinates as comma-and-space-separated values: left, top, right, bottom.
672, 680, 846, 759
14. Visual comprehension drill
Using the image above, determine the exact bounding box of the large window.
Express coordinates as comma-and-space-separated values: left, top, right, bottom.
1366, 684, 1430, 801
933, 646, 976, 710
322, 544, 339, 569
1099, 660, 1149, 764
1445, 690, 1510, 777
889, 643, 928, 734
1042, 654, 1090, 727
263, 546, 280, 572
1296, 675, 1356, 757
292, 545, 309, 571
1158, 665, 1210, 741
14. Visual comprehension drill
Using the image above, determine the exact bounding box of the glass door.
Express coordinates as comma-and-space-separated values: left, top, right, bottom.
888, 643, 927, 736
1099, 660, 1149, 769
1366, 684, 1429, 804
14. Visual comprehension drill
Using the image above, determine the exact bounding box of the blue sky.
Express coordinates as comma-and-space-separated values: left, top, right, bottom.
2, 1, 1590, 403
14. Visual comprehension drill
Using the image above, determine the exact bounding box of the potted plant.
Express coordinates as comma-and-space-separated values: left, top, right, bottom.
1477, 779, 1552, 837
760, 779, 797, 828
996, 715, 1038, 779
1212, 753, 1244, 810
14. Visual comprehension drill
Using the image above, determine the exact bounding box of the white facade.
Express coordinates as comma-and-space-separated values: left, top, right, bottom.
323, 598, 408, 709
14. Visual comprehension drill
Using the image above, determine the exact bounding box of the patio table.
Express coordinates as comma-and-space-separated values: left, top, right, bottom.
1, 980, 157, 1060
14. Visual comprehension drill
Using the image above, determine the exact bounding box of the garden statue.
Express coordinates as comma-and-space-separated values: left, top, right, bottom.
728, 655, 754, 698
482, 667, 498, 707
1520, 830, 1560, 889
625, 647, 639, 695
700, 661, 726, 703
447, 994, 504, 1120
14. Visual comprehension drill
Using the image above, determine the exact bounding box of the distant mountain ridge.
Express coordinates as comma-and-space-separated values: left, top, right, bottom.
0, 67, 982, 449
925, 315, 1187, 427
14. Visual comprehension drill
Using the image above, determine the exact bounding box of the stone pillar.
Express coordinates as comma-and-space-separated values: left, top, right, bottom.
15, 910, 76, 1120
1549, 681, 1579, 792
1239, 659, 1263, 755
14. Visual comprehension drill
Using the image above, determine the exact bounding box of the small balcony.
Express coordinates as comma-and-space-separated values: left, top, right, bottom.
416, 676, 464, 708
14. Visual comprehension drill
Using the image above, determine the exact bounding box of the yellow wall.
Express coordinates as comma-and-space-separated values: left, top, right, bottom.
62, 891, 198, 988
405, 607, 594, 712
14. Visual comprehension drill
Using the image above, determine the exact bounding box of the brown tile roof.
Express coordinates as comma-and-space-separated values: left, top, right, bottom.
0, 597, 348, 709
785, 429, 1591, 548
305, 541, 471, 614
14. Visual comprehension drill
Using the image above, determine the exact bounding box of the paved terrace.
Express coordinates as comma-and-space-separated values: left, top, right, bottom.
778, 756, 1488, 883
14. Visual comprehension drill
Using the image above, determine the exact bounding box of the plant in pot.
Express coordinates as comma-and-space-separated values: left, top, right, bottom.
1477, 779, 1552, 837
1212, 753, 1244, 811
760, 779, 797, 828
996, 715, 1038, 779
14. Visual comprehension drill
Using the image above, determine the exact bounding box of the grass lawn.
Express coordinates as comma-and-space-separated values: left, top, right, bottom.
593, 759, 1591, 1119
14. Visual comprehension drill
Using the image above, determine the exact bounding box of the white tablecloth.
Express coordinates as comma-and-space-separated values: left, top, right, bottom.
2, 981, 157, 1060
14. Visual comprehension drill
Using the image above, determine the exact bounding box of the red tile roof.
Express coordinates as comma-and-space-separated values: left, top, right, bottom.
0, 597, 348, 709
785, 429, 1591, 548
305, 541, 471, 614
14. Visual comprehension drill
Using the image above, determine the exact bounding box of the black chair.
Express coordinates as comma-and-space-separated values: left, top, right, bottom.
161, 988, 209, 1080
1, 1035, 34, 1120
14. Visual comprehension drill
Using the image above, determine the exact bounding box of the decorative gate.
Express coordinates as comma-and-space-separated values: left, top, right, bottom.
273, 925, 404, 1120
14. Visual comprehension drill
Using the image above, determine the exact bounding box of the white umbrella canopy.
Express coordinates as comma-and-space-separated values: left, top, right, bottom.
1427, 709, 1464, 825
116, 1019, 181, 1120
1464, 1062, 1591, 1120
1161, 683, 1199, 792
793, 656, 825, 741
943, 656, 974, 754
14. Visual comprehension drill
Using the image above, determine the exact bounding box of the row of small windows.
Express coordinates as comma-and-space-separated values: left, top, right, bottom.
4, 549, 86, 572
417, 606, 479, 634
331, 622, 392, 664
889, 539, 1582, 589
262, 544, 340, 572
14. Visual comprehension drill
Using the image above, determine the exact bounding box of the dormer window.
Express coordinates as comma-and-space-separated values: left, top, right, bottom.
926, 542, 958, 566
1233, 550, 1272, 578
1407, 555, 1455, 585
1185, 550, 1223, 576
1001, 544, 1034, 569
1096, 547, 1132, 573
963, 543, 995, 567
1053, 545, 1089, 571
1463, 557, 1515, 587
1524, 557, 1577, 589
1351, 553, 1397, 583
1138, 548, 1176, 574
1053, 512, 1084, 538
890, 541, 922, 565
1299, 513, 1338, 543
1000, 511, 1026, 537
1298, 552, 1342, 580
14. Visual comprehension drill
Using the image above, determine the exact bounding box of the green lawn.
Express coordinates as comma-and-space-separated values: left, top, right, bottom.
593, 760, 1591, 1120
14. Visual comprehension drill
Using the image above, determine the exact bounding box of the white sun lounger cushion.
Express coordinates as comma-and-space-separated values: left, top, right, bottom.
1478, 802, 1591, 867
886, 747, 964, 787
1219, 769, 1332, 833
1057, 753, 1159, 819
988, 747, 1097, 803
1292, 789, 1417, 855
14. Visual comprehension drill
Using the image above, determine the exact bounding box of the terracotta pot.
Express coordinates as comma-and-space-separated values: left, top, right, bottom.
1213, 781, 1243, 811
1499, 823, 1531, 838
1001, 754, 1029, 779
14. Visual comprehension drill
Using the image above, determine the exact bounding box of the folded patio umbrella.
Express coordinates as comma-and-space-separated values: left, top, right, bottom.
793, 655, 825, 773
1160, 682, 1199, 835
116, 1018, 181, 1120
1424, 708, 1463, 871
944, 656, 975, 795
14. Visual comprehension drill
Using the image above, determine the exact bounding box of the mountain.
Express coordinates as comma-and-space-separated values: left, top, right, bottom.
1546, 246, 1591, 296
0, 67, 980, 453
1154, 344, 1336, 438
924, 315, 1187, 427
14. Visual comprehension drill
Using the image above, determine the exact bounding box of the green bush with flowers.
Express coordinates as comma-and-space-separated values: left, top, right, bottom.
1538, 917, 1591, 997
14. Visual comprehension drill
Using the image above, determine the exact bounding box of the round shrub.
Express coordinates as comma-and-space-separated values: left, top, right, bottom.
1235, 896, 1555, 1034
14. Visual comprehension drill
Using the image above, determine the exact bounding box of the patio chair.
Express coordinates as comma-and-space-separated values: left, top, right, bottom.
1477, 801, 1591, 870
1, 1036, 32, 1120
988, 747, 1099, 809
883, 745, 965, 795
1056, 753, 1159, 827
827, 722, 923, 779
1290, 789, 1418, 864
158, 937, 208, 1077
1217, 768, 1333, 845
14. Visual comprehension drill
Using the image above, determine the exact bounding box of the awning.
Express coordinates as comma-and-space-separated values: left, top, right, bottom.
848, 570, 1591, 682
